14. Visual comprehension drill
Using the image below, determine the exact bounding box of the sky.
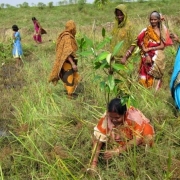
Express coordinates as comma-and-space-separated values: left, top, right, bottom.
0, 0, 93, 6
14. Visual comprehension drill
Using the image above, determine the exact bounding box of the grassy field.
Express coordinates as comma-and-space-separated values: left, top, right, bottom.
0, 0, 180, 179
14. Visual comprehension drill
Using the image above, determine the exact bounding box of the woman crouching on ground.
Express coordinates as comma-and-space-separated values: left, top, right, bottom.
90, 98, 155, 169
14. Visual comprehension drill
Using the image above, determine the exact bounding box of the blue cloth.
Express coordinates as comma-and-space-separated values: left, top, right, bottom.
12, 31, 23, 58
170, 46, 180, 109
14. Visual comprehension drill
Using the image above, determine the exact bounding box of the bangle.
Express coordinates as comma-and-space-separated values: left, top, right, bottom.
125, 50, 132, 58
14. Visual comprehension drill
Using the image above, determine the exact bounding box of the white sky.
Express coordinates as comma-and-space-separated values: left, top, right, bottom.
0, 0, 93, 6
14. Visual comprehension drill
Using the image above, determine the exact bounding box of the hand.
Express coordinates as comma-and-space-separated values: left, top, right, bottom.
143, 47, 150, 52
72, 64, 78, 71
145, 56, 152, 64
170, 33, 179, 42
103, 149, 119, 160
120, 57, 127, 65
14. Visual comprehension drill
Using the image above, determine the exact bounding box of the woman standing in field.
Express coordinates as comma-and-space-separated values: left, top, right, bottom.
90, 98, 154, 169
122, 11, 172, 90
170, 33, 180, 109
32, 17, 46, 43
48, 20, 80, 97
110, 4, 136, 62
12, 25, 23, 68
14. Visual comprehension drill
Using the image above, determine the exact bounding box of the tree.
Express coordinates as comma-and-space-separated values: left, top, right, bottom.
0, 3, 5, 8
37, 2, 46, 9
20, 2, 29, 8
5, 4, 11, 8
48, 1, 53, 8
77, 0, 86, 11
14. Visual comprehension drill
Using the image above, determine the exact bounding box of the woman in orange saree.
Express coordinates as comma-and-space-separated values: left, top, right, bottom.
48, 20, 80, 97
90, 98, 154, 169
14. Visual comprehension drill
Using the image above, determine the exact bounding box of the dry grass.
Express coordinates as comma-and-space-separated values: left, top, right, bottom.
0, 0, 180, 179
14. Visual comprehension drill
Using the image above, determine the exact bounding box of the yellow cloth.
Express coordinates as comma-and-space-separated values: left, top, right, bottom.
62, 62, 80, 95
110, 4, 136, 60
143, 25, 160, 48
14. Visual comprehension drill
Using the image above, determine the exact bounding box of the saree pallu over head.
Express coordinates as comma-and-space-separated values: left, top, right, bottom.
170, 46, 180, 109
48, 20, 78, 85
110, 4, 136, 59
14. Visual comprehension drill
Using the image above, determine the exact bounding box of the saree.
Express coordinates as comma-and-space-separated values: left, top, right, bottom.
48, 20, 80, 95
94, 107, 154, 146
110, 4, 136, 60
137, 24, 171, 89
33, 20, 42, 43
170, 46, 180, 109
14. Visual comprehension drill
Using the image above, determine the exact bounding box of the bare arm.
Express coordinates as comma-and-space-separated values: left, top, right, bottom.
12, 32, 16, 39
119, 136, 142, 152
170, 33, 180, 43
121, 45, 136, 64
103, 136, 142, 160
143, 41, 165, 52
67, 56, 78, 71
90, 136, 104, 168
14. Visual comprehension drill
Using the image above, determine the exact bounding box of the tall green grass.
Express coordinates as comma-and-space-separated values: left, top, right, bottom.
0, 0, 180, 179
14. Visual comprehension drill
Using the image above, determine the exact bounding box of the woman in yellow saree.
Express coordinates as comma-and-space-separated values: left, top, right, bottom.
49, 20, 80, 97
110, 4, 136, 62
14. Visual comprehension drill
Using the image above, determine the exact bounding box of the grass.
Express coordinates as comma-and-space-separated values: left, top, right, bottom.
0, 0, 180, 179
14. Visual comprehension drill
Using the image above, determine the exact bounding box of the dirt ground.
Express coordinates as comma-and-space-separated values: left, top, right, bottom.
0, 63, 25, 134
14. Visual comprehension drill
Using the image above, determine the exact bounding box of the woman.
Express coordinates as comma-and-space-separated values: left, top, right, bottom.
12, 25, 23, 68
32, 17, 46, 43
48, 20, 80, 97
110, 4, 136, 62
90, 98, 154, 169
122, 11, 172, 90
170, 34, 180, 109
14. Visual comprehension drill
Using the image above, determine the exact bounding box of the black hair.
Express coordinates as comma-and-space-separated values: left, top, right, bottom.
108, 98, 127, 115
12, 25, 19, 31
32, 17, 37, 21
114, 9, 123, 16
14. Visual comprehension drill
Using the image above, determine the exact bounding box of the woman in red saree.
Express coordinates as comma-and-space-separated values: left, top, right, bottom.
122, 11, 172, 90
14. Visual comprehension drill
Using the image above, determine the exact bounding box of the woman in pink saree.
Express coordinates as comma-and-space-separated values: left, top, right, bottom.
32, 17, 46, 43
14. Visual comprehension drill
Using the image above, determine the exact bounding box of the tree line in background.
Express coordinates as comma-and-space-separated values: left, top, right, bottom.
0, 0, 87, 9
0, 0, 168, 10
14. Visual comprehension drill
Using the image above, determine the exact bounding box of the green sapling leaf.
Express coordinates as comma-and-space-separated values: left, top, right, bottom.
107, 75, 115, 91
106, 53, 112, 65
112, 41, 124, 56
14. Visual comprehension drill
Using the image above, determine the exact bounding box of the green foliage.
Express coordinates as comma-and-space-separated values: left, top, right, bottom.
94, 0, 109, 9
37, 2, 46, 9
19, 2, 29, 8
0, 3, 5, 8
0, 42, 12, 63
48, 1, 54, 8
77, 28, 135, 105
0, 1, 180, 179
77, 0, 86, 11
